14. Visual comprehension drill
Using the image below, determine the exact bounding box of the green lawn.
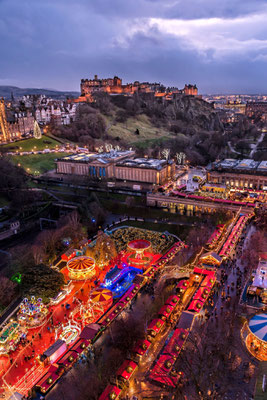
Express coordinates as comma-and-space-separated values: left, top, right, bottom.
254, 362, 267, 399
106, 113, 172, 147
2, 135, 61, 152
11, 152, 68, 175
131, 136, 171, 149
0, 195, 9, 208
111, 220, 191, 240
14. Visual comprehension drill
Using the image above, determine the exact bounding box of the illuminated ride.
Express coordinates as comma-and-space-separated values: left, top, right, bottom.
243, 313, 267, 361
0, 241, 184, 398
127, 239, 153, 269
89, 288, 113, 310
71, 298, 105, 326
101, 265, 142, 299
17, 297, 49, 328
0, 321, 27, 355
67, 256, 96, 280
57, 321, 81, 345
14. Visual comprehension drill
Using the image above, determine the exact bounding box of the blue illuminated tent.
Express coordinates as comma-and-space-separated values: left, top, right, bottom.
249, 313, 267, 342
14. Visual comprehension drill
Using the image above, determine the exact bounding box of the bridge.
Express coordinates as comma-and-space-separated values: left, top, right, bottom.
147, 193, 254, 215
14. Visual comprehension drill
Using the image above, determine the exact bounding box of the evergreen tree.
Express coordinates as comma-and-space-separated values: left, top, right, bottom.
88, 231, 117, 268
33, 120, 42, 139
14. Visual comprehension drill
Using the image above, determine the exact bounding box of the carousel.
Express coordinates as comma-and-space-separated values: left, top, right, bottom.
57, 321, 81, 345
67, 256, 96, 280
243, 313, 267, 361
127, 239, 153, 269
71, 288, 113, 326
89, 288, 113, 310
0, 320, 27, 355
17, 297, 48, 328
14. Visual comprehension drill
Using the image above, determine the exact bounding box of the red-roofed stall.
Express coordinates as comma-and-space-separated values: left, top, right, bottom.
147, 318, 165, 338
57, 350, 79, 370
116, 359, 138, 386
187, 299, 204, 313
98, 384, 121, 400
158, 304, 174, 319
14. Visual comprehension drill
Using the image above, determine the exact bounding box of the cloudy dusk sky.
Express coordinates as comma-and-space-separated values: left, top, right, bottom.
0, 0, 267, 93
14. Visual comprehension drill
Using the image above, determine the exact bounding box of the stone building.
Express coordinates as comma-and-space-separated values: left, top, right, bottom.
56, 151, 175, 186
115, 158, 175, 185
206, 159, 267, 190
77, 75, 198, 103
56, 150, 136, 178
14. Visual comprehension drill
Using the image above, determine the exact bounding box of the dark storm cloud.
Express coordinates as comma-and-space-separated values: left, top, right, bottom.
0, 0, 266, 93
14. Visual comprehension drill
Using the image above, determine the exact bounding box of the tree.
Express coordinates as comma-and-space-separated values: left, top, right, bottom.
0, 277, 17, 307
33, 120, 42, 139
125, 196, 135, 208
0, 157, 27, 191
162, 148, 170, 160
87, 231, 117, 268
21, 263, 65, 303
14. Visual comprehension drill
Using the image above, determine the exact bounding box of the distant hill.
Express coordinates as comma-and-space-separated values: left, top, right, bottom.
0, 85, 79, 99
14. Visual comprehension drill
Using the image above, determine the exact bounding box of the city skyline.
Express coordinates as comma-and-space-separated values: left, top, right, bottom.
1, 0, 267, 94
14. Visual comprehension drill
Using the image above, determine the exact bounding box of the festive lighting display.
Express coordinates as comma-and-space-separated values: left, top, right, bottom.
67, 256, 96, 280
18, 296, 48, 328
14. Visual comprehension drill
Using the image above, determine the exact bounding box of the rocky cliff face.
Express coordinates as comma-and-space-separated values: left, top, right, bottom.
172, 95, 224, 132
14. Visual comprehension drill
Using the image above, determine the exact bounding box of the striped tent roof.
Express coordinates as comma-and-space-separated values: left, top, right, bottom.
249, 313, 267, 342
67, 256, 95, 271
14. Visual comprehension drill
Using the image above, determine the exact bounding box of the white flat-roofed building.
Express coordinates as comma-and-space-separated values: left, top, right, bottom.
56, 151, 175, 185
56, 150, 135, 179
115, 158, 175, 185
207, 158, 267, 190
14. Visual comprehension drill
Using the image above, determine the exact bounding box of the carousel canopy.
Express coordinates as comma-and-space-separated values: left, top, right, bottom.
249, 313, 267, 342
128, 239, 151, 251
90, 288, 113, 303
67, 256, 95, 272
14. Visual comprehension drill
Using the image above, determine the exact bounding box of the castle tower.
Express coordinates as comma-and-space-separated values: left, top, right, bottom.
0, 98, 10, 142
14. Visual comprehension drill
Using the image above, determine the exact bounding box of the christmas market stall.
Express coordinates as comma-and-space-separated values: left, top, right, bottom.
99, 385, 121, 400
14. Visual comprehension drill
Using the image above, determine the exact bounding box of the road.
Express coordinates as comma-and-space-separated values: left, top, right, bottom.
249, 131, 265, 158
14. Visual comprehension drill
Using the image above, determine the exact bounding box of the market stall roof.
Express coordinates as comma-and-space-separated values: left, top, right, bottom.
57, 350, 79, 368
132, 339, 151, 356
199, 252, 222, 265
154, 354, 175, 373
200, 275, 216, 288
249, 313, 267, 342
166, 294, 180, 307
80, 324, 101, 341
35, 365, 61, 393
158, 304, 174, 318
188, 299, 204, 313
147, 318, 165, 334
99, 385, 121, 400
70, 338, 90, 353
116, 360, 137, 380
163, 328, 188, 357
193, 287, 211, 303
176, 279, 189, 290
193, 266, 215, 277
61, 248, 76, 261
149, 355, 178, 388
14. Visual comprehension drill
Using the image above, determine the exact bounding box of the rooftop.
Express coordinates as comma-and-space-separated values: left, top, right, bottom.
117, 157, 173, 170
57, 150, 135, 164
208, 158, 267, 174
